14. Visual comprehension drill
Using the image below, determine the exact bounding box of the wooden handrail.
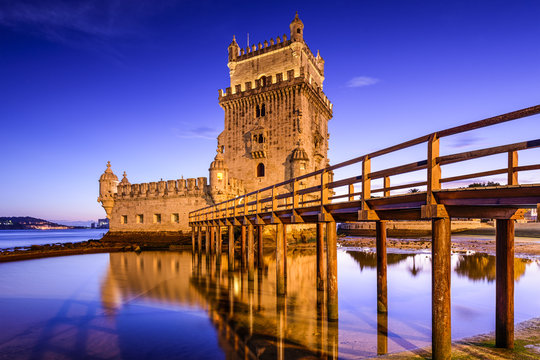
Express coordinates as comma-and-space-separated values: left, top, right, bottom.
190, 105, 540, 221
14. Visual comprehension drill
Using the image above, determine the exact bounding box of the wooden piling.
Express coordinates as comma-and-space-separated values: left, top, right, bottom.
247, 223, 255, 281
326, 221, 338, 321
496, 219, 514, 349
205, 227, 210, 254
257, 225, 264, 269
316, 222, 325, 291
209, 226, 215, 254
191, 226, 195, 253
376, 220, 388, 313
432, 217, 451, 360
228, 225, 234, 271
241, 225, 247, 269
197, 226, 202, 253
276, 223, 285, 295
377, 311, 388, 355
283, 224, 288, 278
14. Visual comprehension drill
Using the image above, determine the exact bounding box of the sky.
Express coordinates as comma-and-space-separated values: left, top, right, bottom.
1, 0, 539, 223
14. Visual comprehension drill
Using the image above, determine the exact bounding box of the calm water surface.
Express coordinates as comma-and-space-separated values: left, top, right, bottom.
0, 248, 539, 359
0, 229, 106, 249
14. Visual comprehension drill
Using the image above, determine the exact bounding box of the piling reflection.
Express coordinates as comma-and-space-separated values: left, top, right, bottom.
455, 253, 530, 282
102, 250, 338, 359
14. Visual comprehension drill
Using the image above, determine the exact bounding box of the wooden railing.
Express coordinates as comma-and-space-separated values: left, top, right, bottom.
189, 105, 540, 224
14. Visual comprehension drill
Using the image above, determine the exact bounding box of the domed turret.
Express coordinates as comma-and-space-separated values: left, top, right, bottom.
98, 161, 118, 219
290, 142, 309, 178
209, 146, 229, 203
290, 12, 304, 42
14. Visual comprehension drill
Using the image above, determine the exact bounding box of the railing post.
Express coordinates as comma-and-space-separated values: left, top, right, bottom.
361, 155, 371, 210
383, 176, 390, 197
348, 184, 354, 202
427, 133, 441, 206
508, 151, 518, 185
496, 219, 515, 349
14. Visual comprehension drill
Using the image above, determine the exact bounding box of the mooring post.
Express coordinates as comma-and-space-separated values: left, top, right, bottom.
257, 225, 264, 269
432, 217, 451, 360
276, 223, 286, 295
205, 226, 210, 254
316, 222, 325, 291
496, 218, 515, 349
247, 223, 255, 281
376, 220, 388, 313
241, 225, 247, 269
326, 221, 338, 321
228, 225, 234, 271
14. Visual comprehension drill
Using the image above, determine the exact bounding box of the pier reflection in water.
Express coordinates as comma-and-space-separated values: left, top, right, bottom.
1, 249, 539, 359
100, 250, 539, 359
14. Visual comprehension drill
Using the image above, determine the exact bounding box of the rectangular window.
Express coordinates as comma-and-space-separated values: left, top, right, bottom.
136, 214, 144, 224
171, 213, 179, 223
153, 214, 161, 224
121, 215, 128, 224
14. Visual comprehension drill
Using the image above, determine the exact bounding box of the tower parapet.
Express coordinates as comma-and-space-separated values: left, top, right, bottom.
98, 161, 118, 219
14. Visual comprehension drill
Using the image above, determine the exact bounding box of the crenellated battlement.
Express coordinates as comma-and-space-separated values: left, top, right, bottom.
235, 35, 292, 62
218, 67, 333, 113
116, 177, 209, 200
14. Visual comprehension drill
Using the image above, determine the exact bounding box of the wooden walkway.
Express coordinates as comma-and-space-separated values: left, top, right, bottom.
189, 104, 540, 360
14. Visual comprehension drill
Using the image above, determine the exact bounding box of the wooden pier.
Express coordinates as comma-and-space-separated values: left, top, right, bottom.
189, 105, 540, 359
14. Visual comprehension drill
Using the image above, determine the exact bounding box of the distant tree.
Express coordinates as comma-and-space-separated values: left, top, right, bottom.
409, 188, 420, 193
468, 181, 500, 188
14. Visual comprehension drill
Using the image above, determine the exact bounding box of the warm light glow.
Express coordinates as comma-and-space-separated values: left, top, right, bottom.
217, 172, 223, 180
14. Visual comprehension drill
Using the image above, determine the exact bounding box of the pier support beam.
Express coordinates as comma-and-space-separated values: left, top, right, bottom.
241, 225, 247, 269
316, 222, 325, 291
432, 217, 451, 360
209, 226, 215, 254
247, 224, 255, 281
275, 223, 286, 295
326, 221, 338, 321
197, 226, 202, 253
283, 224, 288, 278
376, 221, 388, 313
257, 225, 264, 269
205, 227, 210, 254
228, 225, 235, 271
496, 219, 514, 349
191, 226, 195, 253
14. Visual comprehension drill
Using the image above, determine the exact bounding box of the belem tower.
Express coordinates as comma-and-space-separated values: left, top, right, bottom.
98, 14, 333, 235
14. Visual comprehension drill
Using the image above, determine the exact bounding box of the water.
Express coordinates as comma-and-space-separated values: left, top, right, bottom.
0, 249, 539, 359
0, 229, 106, 249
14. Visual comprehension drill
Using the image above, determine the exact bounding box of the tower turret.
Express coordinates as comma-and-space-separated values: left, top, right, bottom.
209, 146, 229, 203
120, 171, 130, 185
290, 142, 309, 179
98, 161, 118, 219
290, 12, 304, 42
228, 35, 240, 62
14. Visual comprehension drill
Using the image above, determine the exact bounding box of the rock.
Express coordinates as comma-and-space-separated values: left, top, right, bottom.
134, 246, 141, 253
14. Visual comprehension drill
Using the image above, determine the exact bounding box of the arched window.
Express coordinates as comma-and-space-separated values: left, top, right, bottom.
256, 105, 260, 117
261, 103, 266, 116
257, 163, 265, 177
258, 134, 264, 143
297, 28, 301, 34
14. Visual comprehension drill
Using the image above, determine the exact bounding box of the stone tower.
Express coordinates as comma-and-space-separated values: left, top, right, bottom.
98, 161, 118, 219
217, 13, 333, 192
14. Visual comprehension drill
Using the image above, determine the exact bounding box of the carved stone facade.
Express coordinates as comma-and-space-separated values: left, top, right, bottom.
98, 14, 333, 233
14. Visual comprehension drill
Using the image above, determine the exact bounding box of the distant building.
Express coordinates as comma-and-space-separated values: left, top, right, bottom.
90, 222, 96, 229
98, 14, 332, 234
97, 218, 109, 229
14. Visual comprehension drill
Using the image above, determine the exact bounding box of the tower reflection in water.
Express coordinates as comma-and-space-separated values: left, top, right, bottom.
101, 250, 339, 359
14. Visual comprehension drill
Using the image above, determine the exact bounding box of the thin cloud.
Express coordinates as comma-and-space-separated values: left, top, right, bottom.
448, 134, 484, 149
174, 126, 219, 140
347, 76, 379, 88
0, 0, 180, 61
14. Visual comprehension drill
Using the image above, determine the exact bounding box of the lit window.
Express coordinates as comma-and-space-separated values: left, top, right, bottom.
121, 215, 128, 224
217, 172, 223, 180
137, 214, 144, 224
171, 213, 179, 223
153, 214, 161, 224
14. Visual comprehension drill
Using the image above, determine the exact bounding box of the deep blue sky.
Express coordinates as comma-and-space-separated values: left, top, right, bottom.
1, 0, 539, 222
